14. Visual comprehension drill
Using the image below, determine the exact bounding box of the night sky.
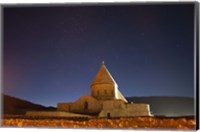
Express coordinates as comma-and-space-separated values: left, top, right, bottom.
3, 4, 195, 107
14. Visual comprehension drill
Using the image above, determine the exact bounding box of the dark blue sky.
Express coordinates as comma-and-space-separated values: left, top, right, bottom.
3, 4, 194, 107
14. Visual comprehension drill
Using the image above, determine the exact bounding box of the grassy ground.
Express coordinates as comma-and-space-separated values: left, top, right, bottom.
1, 115, 196, 130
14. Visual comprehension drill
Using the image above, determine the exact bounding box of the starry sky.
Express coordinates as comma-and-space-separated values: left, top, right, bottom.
3, 4, 195, 107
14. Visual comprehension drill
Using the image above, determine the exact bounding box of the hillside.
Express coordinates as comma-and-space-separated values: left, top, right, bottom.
2, 94, 56, 115
126, 96, 194, 116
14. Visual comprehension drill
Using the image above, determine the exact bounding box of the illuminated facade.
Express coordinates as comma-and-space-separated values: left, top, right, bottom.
57, 63, 151, 117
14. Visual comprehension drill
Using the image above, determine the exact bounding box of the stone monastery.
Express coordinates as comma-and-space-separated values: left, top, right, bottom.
57, 63, 151, 117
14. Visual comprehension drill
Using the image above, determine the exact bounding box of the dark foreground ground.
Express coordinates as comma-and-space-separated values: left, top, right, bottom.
1, 115, 196, 130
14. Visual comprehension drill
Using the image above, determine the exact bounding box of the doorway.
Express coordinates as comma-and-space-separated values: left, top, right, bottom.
107, 112, 111, 118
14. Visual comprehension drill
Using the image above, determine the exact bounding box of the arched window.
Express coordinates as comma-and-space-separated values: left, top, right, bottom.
111, 90, 114, 95
97, 90, 99, 96
104, 90, 107, 94
84, 101, 88, 110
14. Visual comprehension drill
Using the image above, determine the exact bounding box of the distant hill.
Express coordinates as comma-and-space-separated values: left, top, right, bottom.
126, 96, 195, 117
2, 94, 56, 115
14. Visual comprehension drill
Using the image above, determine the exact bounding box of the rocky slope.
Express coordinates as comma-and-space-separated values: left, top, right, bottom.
2, 94, 56, 115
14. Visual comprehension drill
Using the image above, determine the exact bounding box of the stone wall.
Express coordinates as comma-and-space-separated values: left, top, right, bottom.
126, 103, 151, 116
98, 101, 151, 117
26, 111, 92, 118
57, 99, 151, 117
57, 94, 102, 115
72, 94, 101, 115
100, 100, 125, 110
98, 109, 129, 118
57, 102, 73, 112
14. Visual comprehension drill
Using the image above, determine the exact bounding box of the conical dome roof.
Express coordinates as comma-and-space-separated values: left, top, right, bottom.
91, 63, 117, 85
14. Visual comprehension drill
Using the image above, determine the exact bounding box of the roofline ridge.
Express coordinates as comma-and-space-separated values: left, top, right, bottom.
102, 64, 117, 84
91, 63, 118, 85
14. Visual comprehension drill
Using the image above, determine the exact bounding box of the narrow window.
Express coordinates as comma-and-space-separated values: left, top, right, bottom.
97, 90, 99, 96
68, 105, 71, 112
104, 90, 107, 94
84, 101, 88, 110
111, 90, 114, 95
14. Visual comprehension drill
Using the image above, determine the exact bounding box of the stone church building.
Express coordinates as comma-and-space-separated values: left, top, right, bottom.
57, 63, 151, 117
